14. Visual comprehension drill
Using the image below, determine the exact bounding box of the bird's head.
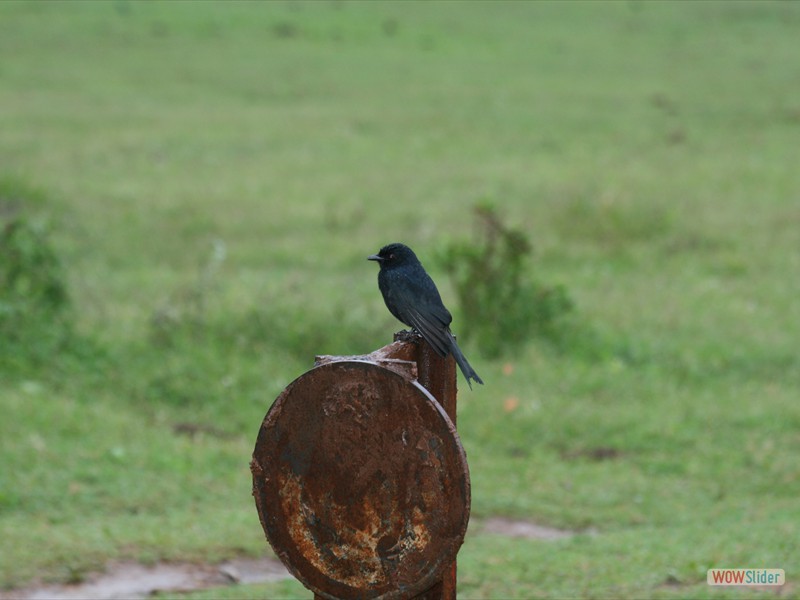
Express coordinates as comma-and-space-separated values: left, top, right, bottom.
367, 243, 418, 269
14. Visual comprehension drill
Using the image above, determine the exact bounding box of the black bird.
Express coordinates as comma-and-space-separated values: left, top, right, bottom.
368, 242, 483, 389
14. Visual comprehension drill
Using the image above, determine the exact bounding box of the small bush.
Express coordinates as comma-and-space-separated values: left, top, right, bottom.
0, 219, 69, 316
0, 178, 72, 364
438, 204, 573, 358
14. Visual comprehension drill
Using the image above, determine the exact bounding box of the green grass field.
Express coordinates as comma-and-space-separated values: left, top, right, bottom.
1, 1, 799, 598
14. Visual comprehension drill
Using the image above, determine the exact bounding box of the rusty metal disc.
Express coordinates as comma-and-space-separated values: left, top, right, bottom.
251, 360, 470, 600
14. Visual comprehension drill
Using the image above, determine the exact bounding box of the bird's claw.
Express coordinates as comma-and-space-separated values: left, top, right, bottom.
394, 329, 423, 343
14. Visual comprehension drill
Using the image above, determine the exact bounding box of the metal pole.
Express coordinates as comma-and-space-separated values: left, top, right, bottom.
396, 331, 458, 600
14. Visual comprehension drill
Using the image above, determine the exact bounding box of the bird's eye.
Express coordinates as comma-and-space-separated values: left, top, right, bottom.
388, 253, 395, 260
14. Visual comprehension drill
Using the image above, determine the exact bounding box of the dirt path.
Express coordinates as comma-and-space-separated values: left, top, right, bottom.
2, 518, 576, 599
0, 558, 291, 600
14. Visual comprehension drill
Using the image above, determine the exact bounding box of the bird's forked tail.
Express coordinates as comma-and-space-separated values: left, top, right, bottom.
447, 332, 483, 390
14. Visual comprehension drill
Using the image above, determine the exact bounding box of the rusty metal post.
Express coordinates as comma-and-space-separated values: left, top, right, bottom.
254, 332, 467, 600
392, 331, 458, 600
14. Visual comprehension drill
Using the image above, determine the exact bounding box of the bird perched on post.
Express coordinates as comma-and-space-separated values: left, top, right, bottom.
368, 242, 483, 389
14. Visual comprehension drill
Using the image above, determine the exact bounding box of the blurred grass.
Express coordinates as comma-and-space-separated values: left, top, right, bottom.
1, 1, 799, 598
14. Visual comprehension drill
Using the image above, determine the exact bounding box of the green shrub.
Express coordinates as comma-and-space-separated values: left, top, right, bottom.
438, 204, 573, 358
0, 178, 72, 365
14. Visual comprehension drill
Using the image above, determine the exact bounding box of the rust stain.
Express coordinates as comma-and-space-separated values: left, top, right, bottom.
251, 358, 469, 600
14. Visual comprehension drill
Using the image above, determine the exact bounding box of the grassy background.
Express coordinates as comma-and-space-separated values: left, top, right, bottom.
1, 1, 799, 598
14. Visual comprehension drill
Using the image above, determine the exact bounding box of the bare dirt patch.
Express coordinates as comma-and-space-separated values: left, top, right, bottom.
0, 557, 291, 600
480, 516, 577, 540
2, 517, 580, 599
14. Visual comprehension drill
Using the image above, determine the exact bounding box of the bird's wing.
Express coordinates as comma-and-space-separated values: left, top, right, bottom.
404, 306, 451, 357
391, 270, 452, 358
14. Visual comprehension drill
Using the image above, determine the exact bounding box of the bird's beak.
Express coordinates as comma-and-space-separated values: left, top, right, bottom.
367, 254, 383, 262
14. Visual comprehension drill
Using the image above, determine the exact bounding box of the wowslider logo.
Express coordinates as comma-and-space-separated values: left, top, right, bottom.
707, 569, 785, 586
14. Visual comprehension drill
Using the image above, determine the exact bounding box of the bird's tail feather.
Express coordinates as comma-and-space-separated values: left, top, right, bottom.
447, 332, 483, 390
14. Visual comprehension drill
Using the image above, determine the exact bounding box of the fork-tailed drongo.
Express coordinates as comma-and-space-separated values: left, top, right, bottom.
368, 242, 483, 389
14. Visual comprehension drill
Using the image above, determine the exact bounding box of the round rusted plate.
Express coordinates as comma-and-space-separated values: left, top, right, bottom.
251, 360, 470, 600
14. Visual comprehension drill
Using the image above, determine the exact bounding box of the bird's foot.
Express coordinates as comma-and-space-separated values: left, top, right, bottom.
394, 329, 423, 343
